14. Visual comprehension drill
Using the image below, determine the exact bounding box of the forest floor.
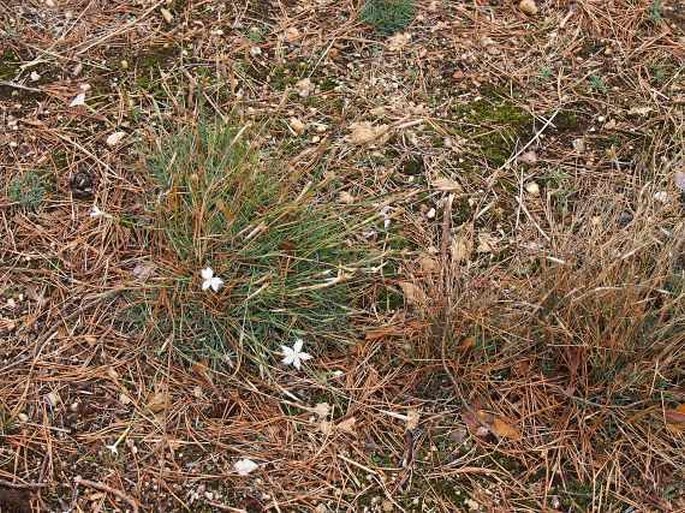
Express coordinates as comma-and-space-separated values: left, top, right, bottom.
1, 0, 685, 511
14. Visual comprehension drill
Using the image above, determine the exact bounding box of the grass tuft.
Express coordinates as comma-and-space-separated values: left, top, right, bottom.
360, 0, 415, 35
143, 119, 382, 364
7, 170, 49, 210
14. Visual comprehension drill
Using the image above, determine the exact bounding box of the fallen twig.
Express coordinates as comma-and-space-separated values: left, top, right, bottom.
73, 477, 140, 513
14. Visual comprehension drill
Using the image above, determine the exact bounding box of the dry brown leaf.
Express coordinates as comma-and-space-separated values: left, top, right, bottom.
337, 416, 357, 435
147, 390, 170, 414
283, 27, 300, 43
665, 404, 685, 431
459, 337, 476, 351
451, 234, 472, 263
347, 122, 389, 145
319, 420, 333, 435
432, 177, 463, 192
398, 281, 428, 307
463, 409, 489, 436
338, 190, 355, 204
491, 415, 522, 440
465, 409, 522, 440
476, 232, 498, 254
289, 117, 306, 135
518, 0, 538, 15
387, 32, 412, 51
406, 408, 420, 431
474, 410, 492, 424
418, 255, 439, 274
313, 402, 331, 418
462, 409, 477, 426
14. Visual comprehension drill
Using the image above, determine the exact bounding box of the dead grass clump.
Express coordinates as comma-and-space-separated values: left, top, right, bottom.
407, 184, 685, 508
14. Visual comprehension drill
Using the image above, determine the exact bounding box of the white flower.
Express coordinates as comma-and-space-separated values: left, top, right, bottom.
69, 92, 86, 107
281, 338, 312, 370
105, 444, 119, 456
201, 267, 224, 292
104, 425, 131, 457
233, 458, 258, 476
106, 131, 126, 147
380, 206, 391, 229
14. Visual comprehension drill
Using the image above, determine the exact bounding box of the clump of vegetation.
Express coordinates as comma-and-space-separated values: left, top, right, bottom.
360, 0, 415, 34
588, 74, 608, 93
142, 120, 383, 364
648, 0, 663, 23
0, 49, 20, 81
8, 171, 49, 210
450, 95, 533, 167
406, 186, 685, 508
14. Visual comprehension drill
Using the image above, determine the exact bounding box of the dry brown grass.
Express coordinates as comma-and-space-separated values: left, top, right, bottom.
1, 0, 685, 512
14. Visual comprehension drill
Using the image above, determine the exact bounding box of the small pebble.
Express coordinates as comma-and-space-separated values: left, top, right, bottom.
654, 191, 669, 203
518, 150, 537, 165
525, 182, 540, 195
617, 211, 633, 227
289, 117, 306, 134
519, 0, 538, 16
572, 138, 586, 153
160, 7, 173, 23
45, 392, 60, 408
